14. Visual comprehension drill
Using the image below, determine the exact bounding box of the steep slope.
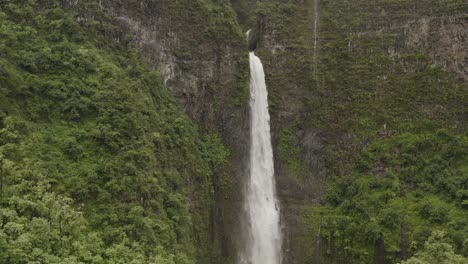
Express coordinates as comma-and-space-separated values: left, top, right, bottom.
2, 0, 466, 263
0, 0, 230, 263
230, 0, 257, 30
252, 0, 467, 263
63, 1, 251, 261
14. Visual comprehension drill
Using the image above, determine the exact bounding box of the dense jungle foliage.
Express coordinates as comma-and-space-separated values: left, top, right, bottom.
254, 0, 467, 263
0, 0, 229, 263
0, 0, 466, 264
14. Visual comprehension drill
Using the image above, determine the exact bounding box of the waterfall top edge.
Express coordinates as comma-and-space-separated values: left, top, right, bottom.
246, 29, 257, 51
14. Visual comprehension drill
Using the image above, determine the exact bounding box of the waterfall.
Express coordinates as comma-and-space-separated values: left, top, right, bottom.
240, 32, 282, 264
312, 0, 320, 76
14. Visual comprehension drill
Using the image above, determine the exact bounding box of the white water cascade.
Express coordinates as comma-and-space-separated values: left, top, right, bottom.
240, 34, 282, 264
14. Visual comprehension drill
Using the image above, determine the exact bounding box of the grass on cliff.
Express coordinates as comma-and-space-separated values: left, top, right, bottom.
254, 0, 467, 263
0, 0, 230, 263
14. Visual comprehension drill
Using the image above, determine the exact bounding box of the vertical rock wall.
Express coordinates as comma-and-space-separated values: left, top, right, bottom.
254, 0, 467, 263
65, 1, 251, 263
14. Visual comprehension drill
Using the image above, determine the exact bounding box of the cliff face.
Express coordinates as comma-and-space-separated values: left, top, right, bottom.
78, 0, 467, 263
41, 0, 467, 263
403, 14, 467, 80
1, 0, 250, 263
87, 1, 247, 125
254, 0, 467, 263
76, 1, 252, 262
0, 0, 240, 262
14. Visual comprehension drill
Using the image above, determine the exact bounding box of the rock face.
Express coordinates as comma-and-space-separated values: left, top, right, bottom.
254, 0, 467, 263
403, 14, 468, 80
108, 4, 250, 264
65, 1, 251, 263
63, 0, 466, 263
98, 1, 247, 127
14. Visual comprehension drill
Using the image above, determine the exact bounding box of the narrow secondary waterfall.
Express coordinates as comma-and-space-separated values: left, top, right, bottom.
312, 0, 320, 76
240, 38, 282, 264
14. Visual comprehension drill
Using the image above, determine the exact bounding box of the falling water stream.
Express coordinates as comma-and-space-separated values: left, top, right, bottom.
312, 0, 320, 76
240, 31, 282, 264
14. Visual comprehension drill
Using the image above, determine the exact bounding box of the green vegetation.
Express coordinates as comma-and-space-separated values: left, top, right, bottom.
306, 6, 467, 263
153, 0, 244, 48
255, 0, 467, 263
0, 0, 230, 263
277, 124, 304, 179
305, 129, 467, 263
401, 231, 467, 264
0, 0, 465, 263
229, 0, 257, 30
